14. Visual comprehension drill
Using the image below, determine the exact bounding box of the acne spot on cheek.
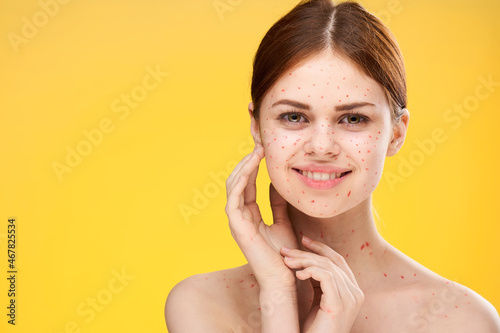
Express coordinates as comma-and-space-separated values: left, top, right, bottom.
347, 190, 351, 197
281, 89, 285, 92
343, 77, 346, 80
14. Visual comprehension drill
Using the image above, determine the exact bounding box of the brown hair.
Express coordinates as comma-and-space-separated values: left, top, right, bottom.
251, 0, 406, 123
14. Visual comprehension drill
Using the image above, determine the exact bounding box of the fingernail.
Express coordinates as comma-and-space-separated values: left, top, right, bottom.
282, 246, 291, 252
302, 235, 311, 243
284, 256, 293, 261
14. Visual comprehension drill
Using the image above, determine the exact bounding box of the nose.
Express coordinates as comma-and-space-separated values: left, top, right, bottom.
303, 122, 340, 157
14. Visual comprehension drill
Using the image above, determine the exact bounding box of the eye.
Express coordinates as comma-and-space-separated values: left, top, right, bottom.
278, 111, 308, 125
340, 112, 369, 126
287, 113, 302, 122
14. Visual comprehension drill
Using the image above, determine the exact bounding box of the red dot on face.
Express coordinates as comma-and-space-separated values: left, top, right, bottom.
383, 273, 387, 277
401, 275, 404, 279
298, 87, 301, 89
343, 77, 346, 80
346, 95, 349, 97
282, 89, 285, 92
347, 190, 351, 197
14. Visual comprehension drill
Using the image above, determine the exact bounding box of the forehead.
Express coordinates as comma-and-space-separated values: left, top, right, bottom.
263, 49, 387, 105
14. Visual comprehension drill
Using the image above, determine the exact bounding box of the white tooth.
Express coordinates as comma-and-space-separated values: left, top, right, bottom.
312, 172, 322, 181
307, 171, 313, 179
320, 173, 329, 181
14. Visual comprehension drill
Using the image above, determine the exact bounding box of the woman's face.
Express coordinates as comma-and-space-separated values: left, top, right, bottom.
252, 50, 403, 218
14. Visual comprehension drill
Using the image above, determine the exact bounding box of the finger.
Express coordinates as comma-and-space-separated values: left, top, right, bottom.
226, 146, 263, 194
270, 183, 293, 228
301, 236, 359, 288
243, 150, 264, 205
281, 246, 361, 299
226, 174, 248, 215
226, 146, 264, 196
296, 265, 362, 313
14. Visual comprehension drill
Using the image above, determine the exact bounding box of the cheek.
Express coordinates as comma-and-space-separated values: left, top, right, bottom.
348, 132, 387, 194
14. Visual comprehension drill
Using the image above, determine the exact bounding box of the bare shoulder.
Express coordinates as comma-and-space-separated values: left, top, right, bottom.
367, 245, 500, 332
165, 264, 260, 333
420, 277, 500, 333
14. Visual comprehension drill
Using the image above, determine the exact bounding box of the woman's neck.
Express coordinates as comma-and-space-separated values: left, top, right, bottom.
287, 195, 390, 289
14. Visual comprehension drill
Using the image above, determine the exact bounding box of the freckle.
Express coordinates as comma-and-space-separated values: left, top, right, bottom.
240, 280, 244, 283
339, 99, 342, 102
346, 254, 349, 257
286, 179, 289, 182
275, 166, 278, 169
287, 190, 290, 193
289, 73, 292, 75
464, 294, 468, 296
375, 172, 377, 174
343, 77, 346, 80
298, 200, 300, 203
364, 94, 366, 96
281, 89, 285, 92
337, 86, 340, 89
432, 293, 435, 295
358, 151, 361, 153
383, 273, 387, 277
336, 192, 339, 196
308, 95, 310, 97
401, 275, 404, 279
348, 163, 350, 166
327, 82, 329, 85
365, 168, 369, 170
205, 277, 209, 280
274, 138, 276, 141
270, 155, 272, 158
367, 88, 370, 91
313, 84, 315, 86
302, 191, 305, 194
369, 252, 373, 255
414, 273, 416, 277
365, 316, 368, 319
347, 190, 351, 197
352, 229, 355, 232
361, 159, 364, 162
282, 146, 284, 149
321, 96, 324, 98
378, 131, 380, 134
251, 284, 255, 288
311, 200, 315, 203
346, 95, 349, 97
367, 150, 371, 153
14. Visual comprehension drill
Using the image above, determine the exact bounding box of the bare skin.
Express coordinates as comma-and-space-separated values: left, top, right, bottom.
165, 50, 500, 332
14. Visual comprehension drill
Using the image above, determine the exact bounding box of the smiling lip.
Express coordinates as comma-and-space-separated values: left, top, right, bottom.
292, 164, 352, 190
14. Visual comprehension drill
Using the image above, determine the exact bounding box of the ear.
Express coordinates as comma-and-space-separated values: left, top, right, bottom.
386, 108, 410, 157
248, 102, 263, 147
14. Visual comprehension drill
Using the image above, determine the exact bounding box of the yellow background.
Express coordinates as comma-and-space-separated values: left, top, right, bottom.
1, 0, 499, 332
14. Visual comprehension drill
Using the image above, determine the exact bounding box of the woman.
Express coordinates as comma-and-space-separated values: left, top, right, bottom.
165, 0, 499, 332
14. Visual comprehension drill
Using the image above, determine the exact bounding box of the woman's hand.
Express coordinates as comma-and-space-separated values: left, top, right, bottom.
225, 143, 298, 290
281, 236, 365, 333
226, 144, 301, 332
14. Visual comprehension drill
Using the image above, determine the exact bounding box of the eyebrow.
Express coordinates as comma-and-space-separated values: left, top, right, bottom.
271, 99, 376, 112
